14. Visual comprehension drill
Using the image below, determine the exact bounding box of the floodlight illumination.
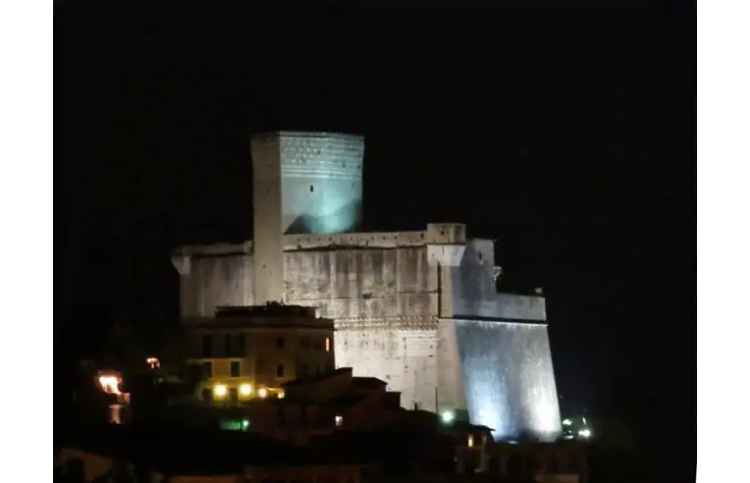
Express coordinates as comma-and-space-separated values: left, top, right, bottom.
277, 390, 285, 399
335, 415, 343, 427
213, 384, 228, 398
577, 428, 592, 439
562, 418, 572, 426
258, 387, 268, 399
441, 410, 455, 424
239, 383, 253, 396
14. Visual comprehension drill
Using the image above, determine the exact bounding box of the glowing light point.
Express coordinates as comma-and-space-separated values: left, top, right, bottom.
242, 419, 250, 430
239, 383, 253, 397
213, 384, 228, 398
277, 390, 285, 399
577, 428, 592, 439
467, 434, 475, 448
98, 375, 122, 395
335, 415, 343, 427
258, 387, 268, 399
562, 418, 572, 426
441, 410, 455, 424
146, 357, 160, 370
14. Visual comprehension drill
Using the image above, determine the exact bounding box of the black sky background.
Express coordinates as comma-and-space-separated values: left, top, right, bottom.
57, 3, 695, 476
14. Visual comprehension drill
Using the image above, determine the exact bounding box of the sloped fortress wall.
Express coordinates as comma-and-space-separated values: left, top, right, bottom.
454, 319, 561, 442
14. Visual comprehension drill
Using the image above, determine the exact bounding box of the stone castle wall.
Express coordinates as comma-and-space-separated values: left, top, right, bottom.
284, 245, 440, 411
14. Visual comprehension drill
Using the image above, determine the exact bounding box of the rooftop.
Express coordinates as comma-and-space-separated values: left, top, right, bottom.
216, 303, 317, 319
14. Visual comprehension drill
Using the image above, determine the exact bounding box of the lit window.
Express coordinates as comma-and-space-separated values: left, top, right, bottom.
239, 383, 253, 397
325, 336, 331, 353
146, 357, 160, 370
98, 375, 122, 395
335, 415, 343, 427
258, 387, 268, 399
277, 390, 285, 400
213, 384, 227, 398
467, 434, 474, 448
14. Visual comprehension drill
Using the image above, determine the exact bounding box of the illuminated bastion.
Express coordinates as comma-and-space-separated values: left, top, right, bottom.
172, 131, 562, 442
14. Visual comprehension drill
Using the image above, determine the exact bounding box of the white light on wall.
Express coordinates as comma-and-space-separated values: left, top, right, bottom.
441, 410, 455, 424
562, 418, 572, 426
258, 387, 268, 399
467, 434, 475, 448
335, 415, 343, 427
577, 428, 592, 439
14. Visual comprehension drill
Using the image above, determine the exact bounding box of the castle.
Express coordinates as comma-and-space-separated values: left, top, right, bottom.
171, 131, 561, 441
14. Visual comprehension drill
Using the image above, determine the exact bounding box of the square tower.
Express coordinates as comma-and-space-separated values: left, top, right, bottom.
251, 132, 365, 304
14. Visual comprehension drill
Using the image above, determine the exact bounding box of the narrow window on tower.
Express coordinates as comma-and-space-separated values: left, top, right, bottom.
230, 361, 240, 377
225, 334, 232, 356
325, 336, 331, 353
277, 364, 285, 378
310, 185, 314, 192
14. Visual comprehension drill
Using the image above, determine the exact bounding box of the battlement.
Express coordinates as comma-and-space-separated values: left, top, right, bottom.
172, 223, 468, 256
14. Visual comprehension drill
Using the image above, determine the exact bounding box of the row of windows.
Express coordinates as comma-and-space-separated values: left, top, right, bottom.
198, 361, 241, 378
201, 334, 331, 357
196, 360, 332, 380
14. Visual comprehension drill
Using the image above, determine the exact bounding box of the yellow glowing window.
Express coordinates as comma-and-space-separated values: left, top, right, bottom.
258, 387, 268, 399
239, 383, 253, 396
335, 415, 343, 427
467, 434, 474, 448
325, 337, 331, 352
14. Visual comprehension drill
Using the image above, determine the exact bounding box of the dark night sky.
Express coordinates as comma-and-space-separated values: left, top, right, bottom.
57, 3, 695, 472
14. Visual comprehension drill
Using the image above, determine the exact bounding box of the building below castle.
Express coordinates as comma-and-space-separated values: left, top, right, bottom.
184, 304, 335, 404
172, 131, 562, 442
